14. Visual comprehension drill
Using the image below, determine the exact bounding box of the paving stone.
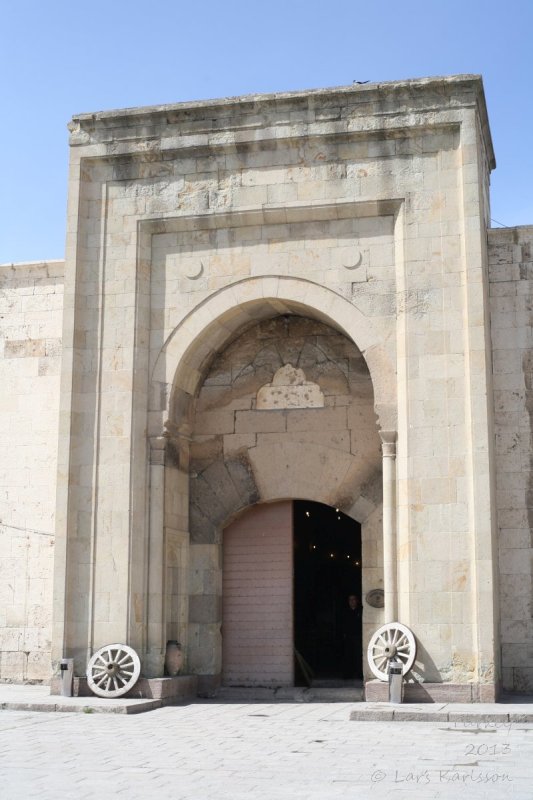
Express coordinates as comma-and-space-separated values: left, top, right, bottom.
2, 700, 532, 799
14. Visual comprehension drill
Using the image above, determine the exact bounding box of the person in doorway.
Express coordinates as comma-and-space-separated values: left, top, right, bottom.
342, 594, 363, 679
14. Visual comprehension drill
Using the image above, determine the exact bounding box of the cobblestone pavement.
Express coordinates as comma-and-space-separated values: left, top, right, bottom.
1, 702, 532, 799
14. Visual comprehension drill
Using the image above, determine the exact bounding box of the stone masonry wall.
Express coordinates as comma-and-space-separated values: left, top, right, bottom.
0, 261, 64, 681
190, 314, 382, 530
488, 227, 533, 692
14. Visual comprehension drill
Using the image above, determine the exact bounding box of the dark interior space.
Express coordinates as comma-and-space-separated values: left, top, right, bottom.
293, 500, 362, 685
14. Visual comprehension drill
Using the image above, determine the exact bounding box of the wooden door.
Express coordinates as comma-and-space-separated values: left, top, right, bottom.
222, 501, 293, 687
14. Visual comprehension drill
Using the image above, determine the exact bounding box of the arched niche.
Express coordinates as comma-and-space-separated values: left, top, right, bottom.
155, 309, 387, 690
150, 276, 397, 435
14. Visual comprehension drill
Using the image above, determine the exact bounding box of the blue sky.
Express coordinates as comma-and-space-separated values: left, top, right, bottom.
1, 0, 532, 263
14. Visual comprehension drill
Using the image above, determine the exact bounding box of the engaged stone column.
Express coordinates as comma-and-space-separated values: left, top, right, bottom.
380, 431, 397, 623
145, 435, 166, 676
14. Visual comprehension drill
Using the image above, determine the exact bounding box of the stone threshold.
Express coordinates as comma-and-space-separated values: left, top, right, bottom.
211, 685, 364, 703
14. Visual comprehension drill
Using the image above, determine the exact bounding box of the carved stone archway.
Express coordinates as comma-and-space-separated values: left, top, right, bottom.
150, 276, 397, 434
146, 302, 392, 689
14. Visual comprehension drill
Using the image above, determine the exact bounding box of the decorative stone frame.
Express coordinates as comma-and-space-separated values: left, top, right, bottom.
143, 273, 397, 683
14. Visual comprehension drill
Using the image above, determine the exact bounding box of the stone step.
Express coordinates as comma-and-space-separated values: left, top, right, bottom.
209, 686, 364, 703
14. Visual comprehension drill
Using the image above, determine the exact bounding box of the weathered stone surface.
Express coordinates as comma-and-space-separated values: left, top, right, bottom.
189, 595, 221, 625
0, 260, 64, 682
256, 364, 325, 409
489, 226, 533, 693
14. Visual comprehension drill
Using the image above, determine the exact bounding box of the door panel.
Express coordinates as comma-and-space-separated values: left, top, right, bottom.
222, 501, 293, 687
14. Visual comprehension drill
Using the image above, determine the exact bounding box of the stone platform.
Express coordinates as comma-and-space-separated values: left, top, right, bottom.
365, 679, 500, 703
350, 698, 533, 723
0, 684, 164, 714
47, 674, 198, 711
2, 683, 533, 723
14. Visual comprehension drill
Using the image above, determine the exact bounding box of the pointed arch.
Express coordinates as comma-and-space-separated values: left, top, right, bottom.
150, 276, 396, 432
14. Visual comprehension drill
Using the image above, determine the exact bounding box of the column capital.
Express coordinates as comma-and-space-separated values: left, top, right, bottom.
149, 435, 166, 466
380, 429, 397, 458
163, 418, 191, 444
148, 419, 192, 470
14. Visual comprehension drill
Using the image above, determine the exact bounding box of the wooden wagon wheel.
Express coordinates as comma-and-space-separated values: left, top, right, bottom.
367, 623, 416, 681
87, 644, 141, 698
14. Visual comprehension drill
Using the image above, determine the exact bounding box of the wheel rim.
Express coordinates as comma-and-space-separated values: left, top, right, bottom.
367, 623, 416, 681
87, 644, 141, 698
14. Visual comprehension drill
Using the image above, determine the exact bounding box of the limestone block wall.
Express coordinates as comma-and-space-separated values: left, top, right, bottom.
0, 260, 64, 681
190, 315, 381, 510
489, 227, 533, 692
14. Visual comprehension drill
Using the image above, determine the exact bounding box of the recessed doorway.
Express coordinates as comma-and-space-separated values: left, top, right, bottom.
222, 499, 362, 688
293, 500, 362, 685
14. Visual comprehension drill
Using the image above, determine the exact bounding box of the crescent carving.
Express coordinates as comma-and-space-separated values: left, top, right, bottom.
184, 261, 204, 280
343, 250, 363, 270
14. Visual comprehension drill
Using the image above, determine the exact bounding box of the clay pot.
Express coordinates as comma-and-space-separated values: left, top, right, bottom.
165, 640, 183, 676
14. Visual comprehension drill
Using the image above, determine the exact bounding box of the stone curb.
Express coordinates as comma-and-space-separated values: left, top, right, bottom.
349, 708, 533, 723
0, 698, 192, 715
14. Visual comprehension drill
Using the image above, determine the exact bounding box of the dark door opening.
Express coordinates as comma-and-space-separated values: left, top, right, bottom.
293, 500, 362, 685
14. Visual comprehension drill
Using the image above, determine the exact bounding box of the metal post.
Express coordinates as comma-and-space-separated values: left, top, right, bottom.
388, 658, 403, 703
60, 658, 74, 697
